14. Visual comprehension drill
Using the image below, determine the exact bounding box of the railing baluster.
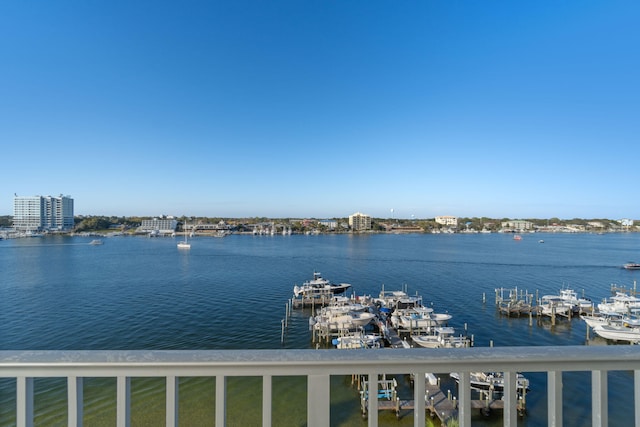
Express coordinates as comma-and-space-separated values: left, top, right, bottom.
458, 371, 471, 427
367, 372, 378, 427
262, 375, 272, 427
308, 374, 330, 427
503, 371, 517, 427
216, 375, 226, 427
166, 376, 178, 427
16, 376, 34, 427
635, 370, 640, 427
413, 370, 425, 427
592, 370, 608, 427
548, 370, 562, 427
116, 376, 131, 427
68, 376, 83, 427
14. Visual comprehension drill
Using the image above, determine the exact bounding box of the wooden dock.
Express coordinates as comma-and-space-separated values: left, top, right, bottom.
291, 294, 334, 309
360, 377, 525, 423
425, 383, 457, 422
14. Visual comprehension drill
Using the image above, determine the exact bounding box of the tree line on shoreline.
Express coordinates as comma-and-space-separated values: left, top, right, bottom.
0, 215, 633, 233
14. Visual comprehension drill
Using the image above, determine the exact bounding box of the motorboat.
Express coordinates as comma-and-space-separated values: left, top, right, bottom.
313, 307, 376, 331
332, 330, 382, 349
597, 292, 640, 315
624, 263, 640, 270
581, 312, 624, 329
581, 310, 640, 329
411, 327, 469, 348
539, 295, 572, 317
450, 372, 530, 394
393, 307, 452, 330
392, 306, 435, 329
293, 271, 351, 298
89, 239, 103, 245
374, 286, 422, 310
559, 289, 593, 313
593, 324, 640, 343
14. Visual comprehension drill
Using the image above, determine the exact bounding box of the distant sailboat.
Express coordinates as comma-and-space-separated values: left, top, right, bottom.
177, 221, 191, 249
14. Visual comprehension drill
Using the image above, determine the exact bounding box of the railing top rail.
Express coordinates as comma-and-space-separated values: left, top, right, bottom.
1, 346, 639, 377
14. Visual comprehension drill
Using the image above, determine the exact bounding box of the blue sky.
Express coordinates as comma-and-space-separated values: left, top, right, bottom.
1, 1, 639, 219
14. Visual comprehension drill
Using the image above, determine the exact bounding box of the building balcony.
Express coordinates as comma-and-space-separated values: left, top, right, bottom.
1, 345, 639, 427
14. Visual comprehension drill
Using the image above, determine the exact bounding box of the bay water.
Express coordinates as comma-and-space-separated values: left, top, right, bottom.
1, 232, 639, 426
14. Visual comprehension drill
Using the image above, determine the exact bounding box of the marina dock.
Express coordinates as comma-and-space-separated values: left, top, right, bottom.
283, 280, 533, 423
359, 377, 519, 423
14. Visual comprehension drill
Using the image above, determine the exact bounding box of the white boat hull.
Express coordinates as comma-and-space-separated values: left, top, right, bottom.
593, 324, 640, 343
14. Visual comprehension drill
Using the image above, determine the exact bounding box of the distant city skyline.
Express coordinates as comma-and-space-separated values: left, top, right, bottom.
2, 2, 639, 219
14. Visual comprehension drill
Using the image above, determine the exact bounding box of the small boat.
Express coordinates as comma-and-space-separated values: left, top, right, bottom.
593, 324, 640, 343
539, 295, 573, 317
624, 263, 640, 270
314, 309, 376, 331
89, 239, 103, 245
332, 330, 382, 349
293, 271, 351, 298
411, 326, 469, 348
450, 372, 530, 393
581, 312, 623, 329
559, 289, 593, 313
597, 292, 640, 315
177, 221, 191, 249
513, 234, 522, 241
539, 239, 545, 243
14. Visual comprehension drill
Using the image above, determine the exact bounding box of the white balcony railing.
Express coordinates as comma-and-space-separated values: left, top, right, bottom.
2, 345, 640, 427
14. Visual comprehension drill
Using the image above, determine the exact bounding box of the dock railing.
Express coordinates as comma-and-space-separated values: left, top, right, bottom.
2, 345, 640, 427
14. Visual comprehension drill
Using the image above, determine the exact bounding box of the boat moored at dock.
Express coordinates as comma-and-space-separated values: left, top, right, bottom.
450, 371, 530, 394
293, 271, 352, 298
593, 323, 640, 343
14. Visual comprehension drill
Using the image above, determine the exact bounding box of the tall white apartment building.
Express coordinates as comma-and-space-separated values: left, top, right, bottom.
349, 212, 371, 231
13, 195, 74, 231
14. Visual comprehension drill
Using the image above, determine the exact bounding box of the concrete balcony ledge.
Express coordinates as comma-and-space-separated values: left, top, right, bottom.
1, 345, 639, 374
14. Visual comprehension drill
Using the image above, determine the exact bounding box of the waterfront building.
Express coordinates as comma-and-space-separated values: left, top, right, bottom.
13, 194, 74, 232
435, 215, 458, 227
349, 212, 371, 231
501, 219, 533, 231
318, 219, 337, 230
139, 217, 178, 234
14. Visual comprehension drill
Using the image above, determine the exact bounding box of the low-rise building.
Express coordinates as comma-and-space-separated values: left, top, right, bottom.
435, 216, 458, 227
501, 220, 533, 231
318, 219, 337, 229
139, 217, 178, 234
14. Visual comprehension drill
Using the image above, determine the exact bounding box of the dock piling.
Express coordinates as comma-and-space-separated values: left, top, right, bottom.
280, 319, 285, 344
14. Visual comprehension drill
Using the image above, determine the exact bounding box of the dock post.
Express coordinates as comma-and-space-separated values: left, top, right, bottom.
529, 309, 533, 326
551, 306, 556, 326
280, 319, 285, 344
284, 304, 288, 328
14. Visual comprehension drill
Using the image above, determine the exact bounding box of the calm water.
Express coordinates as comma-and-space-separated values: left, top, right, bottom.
1, 232, 640, 425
